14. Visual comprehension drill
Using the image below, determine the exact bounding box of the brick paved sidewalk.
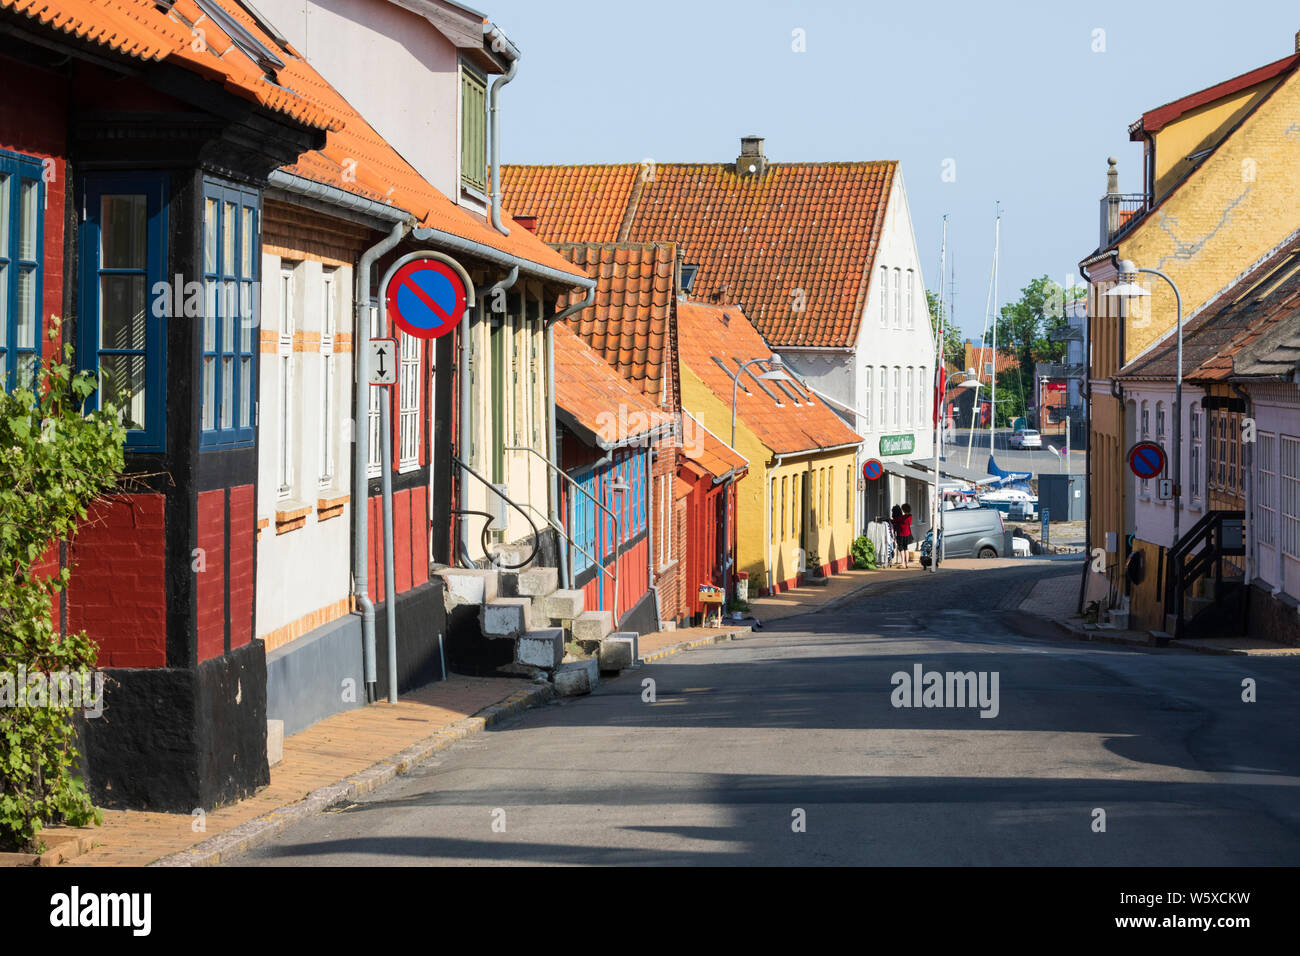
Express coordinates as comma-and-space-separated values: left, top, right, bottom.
37, 675, 536, 867
1019, 572, 1300, 656
27, 625, 756, 867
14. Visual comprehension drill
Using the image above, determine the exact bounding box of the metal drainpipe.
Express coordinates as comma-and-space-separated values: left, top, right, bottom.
354, 221, 409, 702
1078, 260, 1093, 613
488, 54, 518, 236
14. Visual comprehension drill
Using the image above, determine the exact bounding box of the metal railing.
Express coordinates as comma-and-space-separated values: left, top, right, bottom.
449, 454, 540, 571
514, 498, 618, 609
504, 444, 620, 625
1099, 193, 1149, 246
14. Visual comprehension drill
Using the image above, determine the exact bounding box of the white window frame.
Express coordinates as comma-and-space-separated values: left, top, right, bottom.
904, 270, 914, 328
1281, 435, 1300, 559
892, 267, 902, 328
277, 264, 296, 499
1190, 407, 1202, 501
877, 366, 886, 428
1155, 401, 1167, 504
879, 267, 888, 327
398, 331, 421, 471
892, 367, 900, 427
863, 366, 872, 427
319, 270, 336, 488
367, 304, 382, 479
904, 367, 913, 427
1257, 432, 1276, 547
1139, 401, 1150, 498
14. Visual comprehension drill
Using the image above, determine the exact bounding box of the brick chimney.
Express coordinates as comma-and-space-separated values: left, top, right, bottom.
735, 135, 767, 177
1295, 27, 1299, 52
512, 214, 538, 233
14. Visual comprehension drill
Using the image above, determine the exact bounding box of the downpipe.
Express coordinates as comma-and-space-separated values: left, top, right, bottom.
354, 220, 409, 703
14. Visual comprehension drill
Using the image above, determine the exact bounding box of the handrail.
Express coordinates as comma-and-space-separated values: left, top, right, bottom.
1164, 509, 1245, 637
515, 499, 616, 588
450, 454, 540, 571
504, 444, 620, 625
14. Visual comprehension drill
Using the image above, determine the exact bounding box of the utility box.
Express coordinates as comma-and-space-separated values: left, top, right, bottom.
1037, 473, 1085, 522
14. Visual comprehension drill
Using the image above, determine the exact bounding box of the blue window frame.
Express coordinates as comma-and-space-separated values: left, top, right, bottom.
200, 180, 259, 448
79, 172, 168, 451
0, 148, 44, 392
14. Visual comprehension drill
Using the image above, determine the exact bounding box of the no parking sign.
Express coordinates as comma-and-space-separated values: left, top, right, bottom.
385, 258, 467, 339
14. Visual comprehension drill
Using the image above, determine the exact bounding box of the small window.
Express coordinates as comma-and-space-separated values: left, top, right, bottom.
904, 368, 913, 427
276, 264, 296, 498
879, 267, 888, 327
460, 65, 488, 193
904, 270, 914, 328
893, 268, 901, 328
398, 331, 421, 470
319, 269, 336, 487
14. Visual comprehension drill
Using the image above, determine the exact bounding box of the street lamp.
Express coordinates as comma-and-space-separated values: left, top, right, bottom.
731, 354, 792, 448
1104, 259, 1184, 549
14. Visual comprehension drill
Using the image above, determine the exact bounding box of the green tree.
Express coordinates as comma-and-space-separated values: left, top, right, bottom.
0, 325, 125, 850
984, 276, 1085, 425
927, 289, 964, 370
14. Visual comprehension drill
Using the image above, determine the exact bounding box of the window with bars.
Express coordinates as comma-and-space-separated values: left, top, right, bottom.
276, 265, 296, 498
399, 331, 421, 470
1258, 433, 1276, 547
319, 270, 336, 487
1281, 436, 1299, 559
200, 180, 258, 447
0, 149, 42, 392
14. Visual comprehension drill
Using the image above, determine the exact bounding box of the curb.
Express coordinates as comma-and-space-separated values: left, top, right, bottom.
1033, 613, 1300, 656
638, 627, 750, 663
149, 684, 556, 867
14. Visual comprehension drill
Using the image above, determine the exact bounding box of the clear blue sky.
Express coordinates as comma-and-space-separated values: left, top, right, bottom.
484, 0, 1298, 341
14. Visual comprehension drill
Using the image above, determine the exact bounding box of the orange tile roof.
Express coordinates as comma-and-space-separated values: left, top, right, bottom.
502, 161, 897, 349
0, 0, 588, 283
676, 301, 862, 455
553, 324, 672, 447
963, 344, 1018, 377
554, 242, 679, 405
682, 411, 748, 480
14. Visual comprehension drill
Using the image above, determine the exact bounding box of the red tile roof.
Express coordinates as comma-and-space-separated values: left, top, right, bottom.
1130, 52, 1300, 138
553, 324, 673, 447
502, 161, 897, 349
676, 301, 862, 455
0, 0, 589, 283
682, 412, 748, 480
963, 344, 1018, 378
554, 242, 679, 405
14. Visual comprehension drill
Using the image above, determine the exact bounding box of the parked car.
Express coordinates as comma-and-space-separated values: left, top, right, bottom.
1009, 429, 1042, 449
920, 505, 1006, 566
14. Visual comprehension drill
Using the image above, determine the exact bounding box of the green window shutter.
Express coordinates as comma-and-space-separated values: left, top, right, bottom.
461, 70, 487, 192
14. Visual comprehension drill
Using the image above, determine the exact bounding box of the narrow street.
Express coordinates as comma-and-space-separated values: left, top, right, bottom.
235, 563, 1300, 866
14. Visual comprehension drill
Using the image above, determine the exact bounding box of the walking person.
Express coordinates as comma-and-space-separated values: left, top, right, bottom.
892, 503, 915, 569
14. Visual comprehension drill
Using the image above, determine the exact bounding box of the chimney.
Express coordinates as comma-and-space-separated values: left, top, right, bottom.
1295, 28, 1299, 52
736, 135, 767, 177
512, 214, 538, 233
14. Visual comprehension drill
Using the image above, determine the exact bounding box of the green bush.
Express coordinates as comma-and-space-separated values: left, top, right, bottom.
851, 535, 876, 570
0, 329, 125, 850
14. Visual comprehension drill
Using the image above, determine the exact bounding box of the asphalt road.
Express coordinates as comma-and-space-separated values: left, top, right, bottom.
943, 428, 1080, 476
235, 563, 1300, 866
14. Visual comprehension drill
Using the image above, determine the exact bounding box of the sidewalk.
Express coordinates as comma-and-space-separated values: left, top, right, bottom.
29, 625, 749, 867
1019, 572, 1300, 656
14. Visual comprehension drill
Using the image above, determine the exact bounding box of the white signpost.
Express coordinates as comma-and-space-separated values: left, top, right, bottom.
368, 338, 398, 387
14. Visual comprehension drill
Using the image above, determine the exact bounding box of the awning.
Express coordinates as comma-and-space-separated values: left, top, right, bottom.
883, 461, 937, 485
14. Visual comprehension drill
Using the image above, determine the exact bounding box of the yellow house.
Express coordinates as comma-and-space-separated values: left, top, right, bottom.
1080, 32, 1300, 621
677, 302, 862, 593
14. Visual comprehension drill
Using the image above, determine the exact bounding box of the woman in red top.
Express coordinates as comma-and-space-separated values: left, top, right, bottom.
892, 503, 914, 568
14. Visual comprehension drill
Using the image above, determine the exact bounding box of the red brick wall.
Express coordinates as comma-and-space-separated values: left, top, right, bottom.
66, 495, 167, 668
196, 490, 226, 663
0, 57, 68, 357
228, 485, 255, 650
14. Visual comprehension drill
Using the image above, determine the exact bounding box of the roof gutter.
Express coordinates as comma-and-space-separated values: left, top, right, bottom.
268, 169, 411, 225
410, 224, 594, 290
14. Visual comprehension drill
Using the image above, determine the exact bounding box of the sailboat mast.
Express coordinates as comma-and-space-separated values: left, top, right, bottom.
931, 216, 946, 572
988, 205, 1001, 456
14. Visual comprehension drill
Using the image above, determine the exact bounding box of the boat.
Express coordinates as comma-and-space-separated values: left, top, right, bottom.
979, 486, 1038, 521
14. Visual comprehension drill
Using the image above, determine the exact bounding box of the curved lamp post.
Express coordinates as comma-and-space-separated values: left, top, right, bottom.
731, 354, 792, 448
1104, 259, 1183, 549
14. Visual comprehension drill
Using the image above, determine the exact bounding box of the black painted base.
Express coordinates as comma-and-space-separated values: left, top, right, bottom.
81, 640, 269, 812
